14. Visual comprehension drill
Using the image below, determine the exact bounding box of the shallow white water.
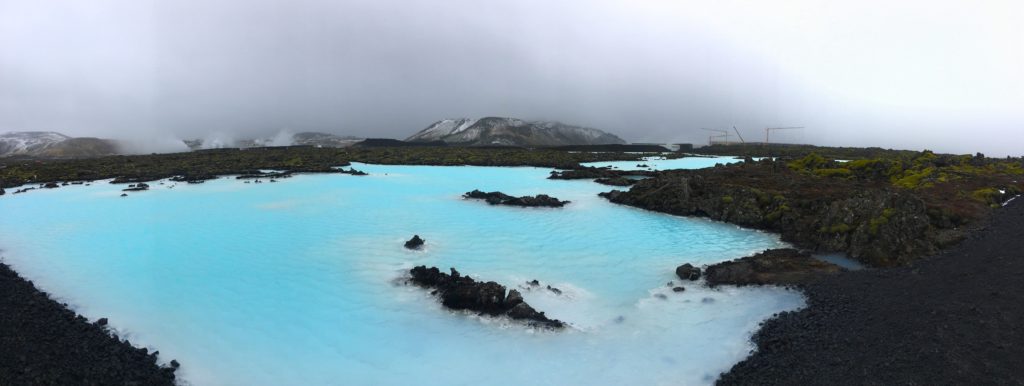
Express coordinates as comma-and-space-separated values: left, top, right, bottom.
0, 163, 802, 386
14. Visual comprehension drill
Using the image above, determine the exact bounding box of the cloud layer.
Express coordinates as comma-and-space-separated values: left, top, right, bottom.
1, 0, 1021, 155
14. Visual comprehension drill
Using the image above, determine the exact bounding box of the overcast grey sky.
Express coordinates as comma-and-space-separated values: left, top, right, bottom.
1, 0, 1022, 154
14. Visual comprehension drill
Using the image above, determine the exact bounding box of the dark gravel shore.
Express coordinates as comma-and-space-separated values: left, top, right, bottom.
718, 198, 1024, 385
0, 262, 176, 385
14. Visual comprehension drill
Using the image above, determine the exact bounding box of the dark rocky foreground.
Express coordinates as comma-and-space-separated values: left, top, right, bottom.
717, 198, 1024, 385
0, 262, 177, 385
408, 266, 565, 329
463, 190, 569, 208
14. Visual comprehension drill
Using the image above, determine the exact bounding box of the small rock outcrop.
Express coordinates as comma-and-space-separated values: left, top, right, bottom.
170, 174, 218, 184
408, 266, 565, 329
463, 190, 569, 208
704, 248, 843, 287
43, 182, 60, 189
404, 235, 425, 250
675, 263, 702, 281
341, 167, 368, 176
549, 167, 655, 180
122, 183, 150, 192
594, 177, 636, 187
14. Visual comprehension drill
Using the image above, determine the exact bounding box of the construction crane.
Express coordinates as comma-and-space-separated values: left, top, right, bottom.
764, 127, 804, 143
733, 126, 745, 143
700, 128, 729, 145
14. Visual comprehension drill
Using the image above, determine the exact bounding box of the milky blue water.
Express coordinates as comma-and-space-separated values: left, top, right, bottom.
0, 162, 802, 386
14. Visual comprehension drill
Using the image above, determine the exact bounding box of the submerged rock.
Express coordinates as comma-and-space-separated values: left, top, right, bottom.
675, 263, 702, 281
464, 189, 569, 208
704, 248, 843, 287
408, 265, 565, 329
404, 235, 425, 250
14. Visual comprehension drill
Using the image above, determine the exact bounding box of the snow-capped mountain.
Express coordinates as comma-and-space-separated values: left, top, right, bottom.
0, 131, 120, 158
405, 117, 626, 147
0, 131, 71, 156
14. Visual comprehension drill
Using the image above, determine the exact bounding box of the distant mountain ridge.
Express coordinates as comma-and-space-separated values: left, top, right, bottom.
405, 117, 626, 147
183, 132, 363, 150
0, 131, 119, 158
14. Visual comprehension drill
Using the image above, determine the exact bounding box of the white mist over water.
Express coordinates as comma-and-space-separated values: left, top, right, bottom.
0, 158, 803, 385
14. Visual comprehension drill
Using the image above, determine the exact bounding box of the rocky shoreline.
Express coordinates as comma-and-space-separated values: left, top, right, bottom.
0, 262, 177, 385
716, 197, 1024, 385
598, 156, 1022, 267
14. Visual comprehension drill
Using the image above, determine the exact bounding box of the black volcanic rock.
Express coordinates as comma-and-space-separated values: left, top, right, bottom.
0, 262, 177, 384
408, 266, 565, 329
718, 199, 1024, 386
704, 248, 843, 287
464, 189, 569, 208
599, 166, 942, 267
549, 167, 656, 180
43, 182, 60, 189
341, 167, 368, 176
170, 174, 218, 183
594, 176, 636, 186
675, 263, 702, 281
404, 235, 425, 250
236, 171, 292, 180
122, 183, 150, 192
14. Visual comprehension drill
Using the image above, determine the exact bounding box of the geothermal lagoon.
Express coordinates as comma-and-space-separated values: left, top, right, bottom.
0, 156, 804, 385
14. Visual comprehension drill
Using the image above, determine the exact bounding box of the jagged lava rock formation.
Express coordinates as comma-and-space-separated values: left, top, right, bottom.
408, 266, 565, 329
464, 190, 569, 208
703, 248, 843, 287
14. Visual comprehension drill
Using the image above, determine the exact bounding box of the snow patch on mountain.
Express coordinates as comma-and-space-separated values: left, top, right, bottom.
0, 131, 72, 156
405, 117, 625, 147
